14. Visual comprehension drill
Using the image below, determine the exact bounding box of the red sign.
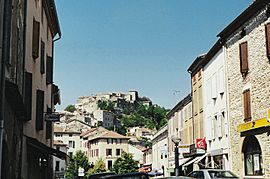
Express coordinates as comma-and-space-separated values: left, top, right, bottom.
196, 138, 207, 150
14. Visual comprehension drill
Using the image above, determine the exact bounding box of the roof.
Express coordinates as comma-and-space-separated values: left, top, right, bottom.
53, 140, 67, 146
43, 0, 61, 37
80, 127, 98, 137
167, 94, 192, 118
88, 130, 130, 141
187, 54, 206, 75
218, 0, 269, 40
53, 125, 81, 134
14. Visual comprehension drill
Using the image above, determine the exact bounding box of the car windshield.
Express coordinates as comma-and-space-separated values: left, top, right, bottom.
208, 170, 238, 178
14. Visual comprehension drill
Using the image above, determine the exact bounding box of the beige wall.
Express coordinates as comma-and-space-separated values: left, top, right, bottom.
87, 138, 129, 169
23, 0, 54, 146
192, 69, 204, 142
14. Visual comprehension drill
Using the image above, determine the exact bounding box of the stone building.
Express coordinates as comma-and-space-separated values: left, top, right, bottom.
217, 0, 270, 178
81, 127, 130, 170
1, 0, 64, 178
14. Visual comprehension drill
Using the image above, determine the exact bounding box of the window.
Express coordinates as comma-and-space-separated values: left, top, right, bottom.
188, 171, 205, 179
24, 72, 32, 120
55, 134, 62, 137
55, 161, 60, 171
107, 138, 113, 144
265, 23, 270, 59
239, 42, 249, 76
68, 141, 75, 148
243, 89, 251, 122
106, 149, 112, 156
193, 90, 198, 115
198, 85, 203, 111
243, 136, 263, 176
116, 149, 121, 156
96, 149, 99, 157
32, 18, 40, 59
40, 41, 45, 74
69, 134, 73, 137
36, 90, 44, 130
107, 160, 113, 170
161, 154, 163, 159
56, 146, 60, 151
46, 121, 52, 139
46, 56, 53, 84
68, 152, 73, 158
218, 67, 225, 94
211, 73, 217, 99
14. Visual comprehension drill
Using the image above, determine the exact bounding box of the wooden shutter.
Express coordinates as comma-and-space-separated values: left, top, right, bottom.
36, 90, 44, 130
24, 72, 32, 120
239, 42, 248, 74
46, 56, 53, 84
32, 19, 40, 59
243, 90, 251, 122
265, 23, 270, 59
40, 41, 45, 74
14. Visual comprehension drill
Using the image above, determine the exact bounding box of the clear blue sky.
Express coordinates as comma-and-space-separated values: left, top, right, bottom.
54, 0, 251, 110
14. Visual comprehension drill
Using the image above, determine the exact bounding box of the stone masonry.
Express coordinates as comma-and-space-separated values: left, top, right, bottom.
225, 5, 270, 178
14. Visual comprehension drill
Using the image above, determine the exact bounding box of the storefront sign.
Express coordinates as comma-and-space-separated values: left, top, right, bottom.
196, 138, 207, 150
237, 117, 270, 133
210, 149, 223, 156
160, 146, 167, 154
178, 144, 190, 153
45, 113, 60, 122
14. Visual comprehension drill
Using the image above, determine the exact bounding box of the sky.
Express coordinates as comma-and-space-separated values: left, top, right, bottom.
54, 0, 251, 110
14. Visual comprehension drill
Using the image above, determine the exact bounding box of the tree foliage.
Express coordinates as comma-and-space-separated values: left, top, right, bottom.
65, 150, 90, 179
64, 104, 76, 113
97, 100, 115, 111
86, 158, 106, 176
112, 152, 139, 174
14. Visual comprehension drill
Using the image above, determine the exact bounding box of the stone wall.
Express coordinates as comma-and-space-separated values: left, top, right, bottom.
225, 5, 270, 178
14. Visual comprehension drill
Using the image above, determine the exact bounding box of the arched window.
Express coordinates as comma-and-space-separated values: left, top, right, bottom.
242, 136, 263, 176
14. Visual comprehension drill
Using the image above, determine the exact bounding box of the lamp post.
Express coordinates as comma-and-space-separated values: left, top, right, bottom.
172, 137, 181, 176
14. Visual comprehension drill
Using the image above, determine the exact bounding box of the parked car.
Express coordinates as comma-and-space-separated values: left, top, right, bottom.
187, 169, 239, 179
101, 172, 149, 179
152, 176, 194, 179
88, 172, 116, 179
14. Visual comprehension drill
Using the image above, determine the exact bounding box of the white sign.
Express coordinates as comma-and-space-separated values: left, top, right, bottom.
254, 154, 260, 171
160, 146, 168, 154
178, 144, 190, 153
78, 167, 85, 177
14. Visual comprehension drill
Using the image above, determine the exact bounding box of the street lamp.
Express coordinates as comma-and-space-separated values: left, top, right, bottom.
172, 137, 181, 176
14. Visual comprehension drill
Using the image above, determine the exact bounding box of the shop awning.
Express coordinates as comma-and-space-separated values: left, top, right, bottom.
182, 153, 208, 168
179, 157, 192, 166
26, 136, 67, 160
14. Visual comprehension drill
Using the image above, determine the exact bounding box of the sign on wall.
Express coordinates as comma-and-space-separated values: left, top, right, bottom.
196, 138, 207, 150
178, 144, 190, 153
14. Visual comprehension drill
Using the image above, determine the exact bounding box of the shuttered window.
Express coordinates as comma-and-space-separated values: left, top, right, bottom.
36, 90, 44, 130
32, 18, 40, 59
24, 72, 32, 120
265, 23, 270, 59
46, 56, 53, 84
40, 41, 45, 74
239, 42, 249, 75
243, 89, 251, 122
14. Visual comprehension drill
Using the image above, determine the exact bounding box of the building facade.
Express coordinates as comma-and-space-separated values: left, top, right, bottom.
0, 0, 63, 178
151, 125, 168, 176
53, 140, 68, 179
203, 42, 230, 170
218, 0, 270, 178
81, 127, 129, 170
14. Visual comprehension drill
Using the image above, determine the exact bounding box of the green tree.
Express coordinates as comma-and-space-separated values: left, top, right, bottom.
97, 100, 115, 111
112, 152, 139, 174
64, 104, 76, 113
86, 158, 106, 176
65, 150, 90, 179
